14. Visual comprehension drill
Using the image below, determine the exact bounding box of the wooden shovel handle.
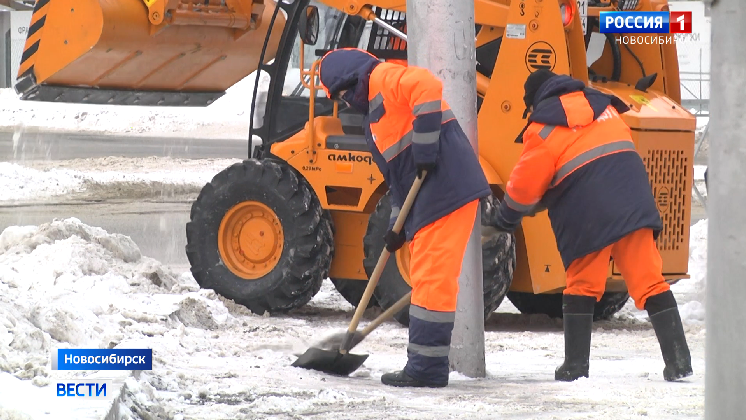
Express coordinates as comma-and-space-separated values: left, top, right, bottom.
343, 172, 427, 336
360, 291, 412, 337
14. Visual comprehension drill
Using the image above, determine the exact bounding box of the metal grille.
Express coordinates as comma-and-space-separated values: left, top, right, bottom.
366, 7, 407, 60
643, 149, 689, 252
617, 0, 640, 11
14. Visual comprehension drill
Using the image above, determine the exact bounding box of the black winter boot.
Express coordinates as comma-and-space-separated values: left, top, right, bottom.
645, 290, 693, 381
555, 294, 596, 382
380, 370, 447, 388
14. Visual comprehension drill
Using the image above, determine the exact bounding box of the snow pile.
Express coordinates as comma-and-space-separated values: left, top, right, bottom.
0, 217, 236, 387
673, 219, 708, 324
0, 157, 241, 202
0, 163, 86, 202
0, 217, 380, 419
0, 73, 262, 139
693, 165, 708, 200
0, 218, 705, 419
613, 218, 708, 327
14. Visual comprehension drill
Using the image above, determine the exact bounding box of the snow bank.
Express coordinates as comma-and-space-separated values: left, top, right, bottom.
673, 219, 708, 325
0, 72, 265, 139
0, 218, 229, 380
0, 217, 253, 418
0, 217, 361, 418
0, 218, 705, 419
0, 157, 241, 202
694, 165, 707, 180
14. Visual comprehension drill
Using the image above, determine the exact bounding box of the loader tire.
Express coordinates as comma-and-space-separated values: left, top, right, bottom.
330, 278, 379, 309
363, 193, 516, 327
506, 291, 630, 321
185, 159, 334, 316
323, 211, 379, 309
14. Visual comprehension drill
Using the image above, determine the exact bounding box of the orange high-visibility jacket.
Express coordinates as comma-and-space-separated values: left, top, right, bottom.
498, 75, 663, 269
320, 48, 488, 388
319, 48, 490, 239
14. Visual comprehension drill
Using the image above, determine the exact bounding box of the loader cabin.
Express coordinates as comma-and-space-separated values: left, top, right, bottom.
14, 0, 695, 324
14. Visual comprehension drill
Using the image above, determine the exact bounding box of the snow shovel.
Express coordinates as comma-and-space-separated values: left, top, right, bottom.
291, 172, 427, 376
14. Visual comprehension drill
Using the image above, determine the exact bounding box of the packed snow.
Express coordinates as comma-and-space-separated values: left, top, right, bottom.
0, 74, 260, 140
0, 67, 318, 141
0, 157, 242, 203
676, 219, 707, 325
0, 159, 709, 206
0, 217, 706, 419
0, 22, 711, 417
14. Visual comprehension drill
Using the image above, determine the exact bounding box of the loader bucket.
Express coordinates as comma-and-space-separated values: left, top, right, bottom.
15, 0, 285, 106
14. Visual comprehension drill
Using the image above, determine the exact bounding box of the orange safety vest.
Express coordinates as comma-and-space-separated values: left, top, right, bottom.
318, 48, 491, 239
505, 93, 636, 212
498, 75, 662, 269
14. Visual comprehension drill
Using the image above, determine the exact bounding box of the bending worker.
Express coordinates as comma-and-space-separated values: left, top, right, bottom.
318, 48, 491, 388
493, 69, 693, 383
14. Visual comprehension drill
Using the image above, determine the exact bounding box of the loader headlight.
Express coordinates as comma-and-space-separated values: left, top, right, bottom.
560, 1, 574, 26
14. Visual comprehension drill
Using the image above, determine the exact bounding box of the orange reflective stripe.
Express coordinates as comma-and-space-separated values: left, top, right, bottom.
551, 140, 636, 186
409, 306, 455, 323
441, 107, 456, 123
504, 192, 536, 212
537, 125, 555, 140
397, 66, 444, 113
377, 109, 456, 161
381, 131, 413, 160
367, 63, 454, 160
369, 92, 384, 113
413, 100, 441, 116
559, 91, 594, 128
547, 105, 633, 175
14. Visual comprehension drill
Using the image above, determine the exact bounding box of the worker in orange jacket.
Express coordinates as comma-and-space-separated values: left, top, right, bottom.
492, 69, 693, 382
318, 48, 491, 388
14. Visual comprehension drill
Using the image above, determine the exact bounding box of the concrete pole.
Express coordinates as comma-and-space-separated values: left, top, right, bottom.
705, 0, 746, 418
405, 0, 485, 377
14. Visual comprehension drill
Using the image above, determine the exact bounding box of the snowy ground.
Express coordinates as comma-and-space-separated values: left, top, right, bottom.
0, 157, 243, 203
0, 71, 710, 140
0, 74, 710, 419
0, 157, 710, 206
0, 75, 259, 140
0, 215, 707, 420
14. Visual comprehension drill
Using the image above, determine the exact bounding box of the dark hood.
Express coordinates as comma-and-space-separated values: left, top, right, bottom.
319, 48, 381, 115
530, 74, 630, 126
515, 74, 630, 142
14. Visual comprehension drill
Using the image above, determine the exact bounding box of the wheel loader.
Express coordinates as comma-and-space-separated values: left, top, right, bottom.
15, 0, 695, 326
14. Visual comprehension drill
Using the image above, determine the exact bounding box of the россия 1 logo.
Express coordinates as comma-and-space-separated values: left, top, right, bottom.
599, 11, 692, 34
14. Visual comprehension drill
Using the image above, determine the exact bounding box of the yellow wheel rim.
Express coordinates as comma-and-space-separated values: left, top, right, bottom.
217, 201, 284, 280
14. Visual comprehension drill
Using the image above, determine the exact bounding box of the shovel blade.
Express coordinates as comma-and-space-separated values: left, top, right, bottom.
291, 347, 369, 376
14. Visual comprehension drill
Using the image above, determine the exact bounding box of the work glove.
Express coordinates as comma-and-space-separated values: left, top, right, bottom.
493, 212, 520, 234
492, 198, 522, 233
525, 203, 547, 217
416, 162, 435, 179
384, 229, 407, 253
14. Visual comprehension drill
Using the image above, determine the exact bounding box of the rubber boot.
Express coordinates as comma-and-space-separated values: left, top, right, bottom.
555, 294, 596, 382
380, 370, 447, 388
645, 290, 693, 381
